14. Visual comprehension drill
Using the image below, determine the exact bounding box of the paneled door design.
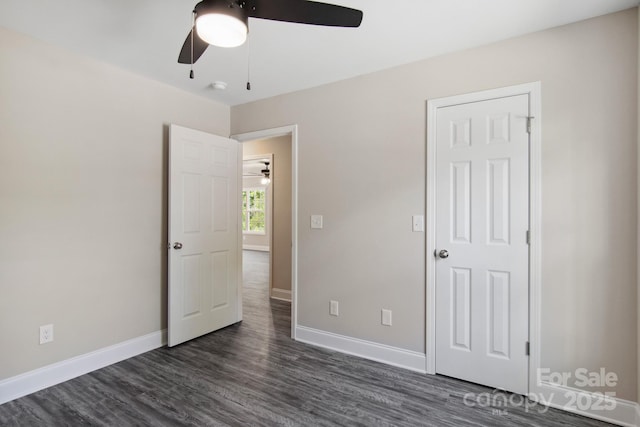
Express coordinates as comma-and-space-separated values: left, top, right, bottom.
435, 95, 529, 394
168, 124, 240, 347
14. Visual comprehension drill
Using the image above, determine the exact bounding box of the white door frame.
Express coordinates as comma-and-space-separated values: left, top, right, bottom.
425, 82, 542, 393
232, 125, 299, 339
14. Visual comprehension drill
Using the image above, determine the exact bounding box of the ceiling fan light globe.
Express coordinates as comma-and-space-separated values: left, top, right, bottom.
261, 177, 271, 185
196, 13, 247, 48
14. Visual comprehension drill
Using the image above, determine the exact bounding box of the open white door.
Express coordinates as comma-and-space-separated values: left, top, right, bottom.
168, 124, 241, 347
434, 94, 530, 394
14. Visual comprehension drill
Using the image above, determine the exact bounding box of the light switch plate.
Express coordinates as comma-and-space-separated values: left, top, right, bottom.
382, 309, 392, 326
311, 215, 323, 229
412, 215, 424, 232
330, 300, 339, 316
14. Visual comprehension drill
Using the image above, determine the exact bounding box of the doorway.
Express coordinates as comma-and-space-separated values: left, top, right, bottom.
426, 83, 542, 395
233, 125, 299, 339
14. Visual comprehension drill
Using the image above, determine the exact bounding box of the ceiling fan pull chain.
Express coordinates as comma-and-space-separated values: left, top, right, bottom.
246, 33, 251, 90
190, 10, 195, 79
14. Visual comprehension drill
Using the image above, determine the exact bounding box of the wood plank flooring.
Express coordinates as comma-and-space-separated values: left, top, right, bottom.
0, 251, 610, 426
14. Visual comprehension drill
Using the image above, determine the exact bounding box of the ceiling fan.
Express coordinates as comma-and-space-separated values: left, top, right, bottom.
243, 160, 272, 184
177, 0, 363, 65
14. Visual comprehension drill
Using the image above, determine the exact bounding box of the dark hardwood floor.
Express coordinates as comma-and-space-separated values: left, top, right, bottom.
0, 250, 609, 426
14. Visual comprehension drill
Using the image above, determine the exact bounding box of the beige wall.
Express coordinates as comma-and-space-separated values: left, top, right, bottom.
243, 136, 292, 292
232, 10, 639, 400
0, 28, 230, 379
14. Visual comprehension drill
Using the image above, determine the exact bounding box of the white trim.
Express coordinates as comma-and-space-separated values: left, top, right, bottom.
530, 381, 639, 427
526, 82, 544, 403
243, 245, 269, 252
0, 330, 166, 405
232, 125, 299, 340
237, 142, 244, 323
425, 95, 437, 374
295, 326, 427, 373
636, 8, 640, 416
426, 82, 542, 379
270, 288, 292, 302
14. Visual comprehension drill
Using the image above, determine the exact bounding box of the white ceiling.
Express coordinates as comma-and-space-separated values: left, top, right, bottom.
1, 0, 637, 106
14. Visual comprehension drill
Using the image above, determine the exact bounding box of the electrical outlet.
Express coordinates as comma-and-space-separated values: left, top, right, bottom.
330, 300, 339, 316
382, 309, 392, 326
311, 215, 323, 229
39, 324, 54, 344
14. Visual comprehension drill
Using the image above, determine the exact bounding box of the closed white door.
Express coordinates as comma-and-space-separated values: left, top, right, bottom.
168, 124, 241, 347
435, 95, 529, 394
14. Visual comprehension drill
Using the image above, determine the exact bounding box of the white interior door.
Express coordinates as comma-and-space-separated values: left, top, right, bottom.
168, 124, 241, 347
435, 94, 529, 394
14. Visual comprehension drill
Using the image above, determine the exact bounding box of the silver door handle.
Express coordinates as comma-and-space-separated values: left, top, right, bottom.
438, 249, 449, 259
173, 242, 183, 250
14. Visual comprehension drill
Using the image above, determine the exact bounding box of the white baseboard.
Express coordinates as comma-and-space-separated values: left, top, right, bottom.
532, 381, 639, 427
0, 329, 167, 405
295, 325, 426, 374
270, 288, 291, 302
243, 245, 269, 252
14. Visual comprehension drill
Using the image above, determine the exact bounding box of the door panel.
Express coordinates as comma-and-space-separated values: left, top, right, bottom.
451, 161, 471, 244
435, 95, 529, 395
211, 251, 229, 309
451, 267, 471, 351
487, 159, 510, 244
169, 124, 240, 347
487, 270, 510, 358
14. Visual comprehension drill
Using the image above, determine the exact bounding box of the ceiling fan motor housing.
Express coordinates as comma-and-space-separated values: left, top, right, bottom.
195, 0, 249, 27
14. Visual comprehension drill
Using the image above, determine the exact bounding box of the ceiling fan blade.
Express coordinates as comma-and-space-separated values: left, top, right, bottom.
177, 26, 210, 64
247, 0, 363, 27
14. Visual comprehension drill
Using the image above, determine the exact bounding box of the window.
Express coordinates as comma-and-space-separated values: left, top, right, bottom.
242, 188, 266, 234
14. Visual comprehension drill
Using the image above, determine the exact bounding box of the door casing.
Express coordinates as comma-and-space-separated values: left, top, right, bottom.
425, 82, 542, 395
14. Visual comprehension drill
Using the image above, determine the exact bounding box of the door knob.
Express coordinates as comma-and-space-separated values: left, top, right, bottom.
438, 249, 449, 259
173, 242, 183, 250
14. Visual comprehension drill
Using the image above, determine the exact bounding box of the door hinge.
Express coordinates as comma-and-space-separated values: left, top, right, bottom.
526, 230, 531, 245
525, 341, 530, 356
526, 116, 535, 134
